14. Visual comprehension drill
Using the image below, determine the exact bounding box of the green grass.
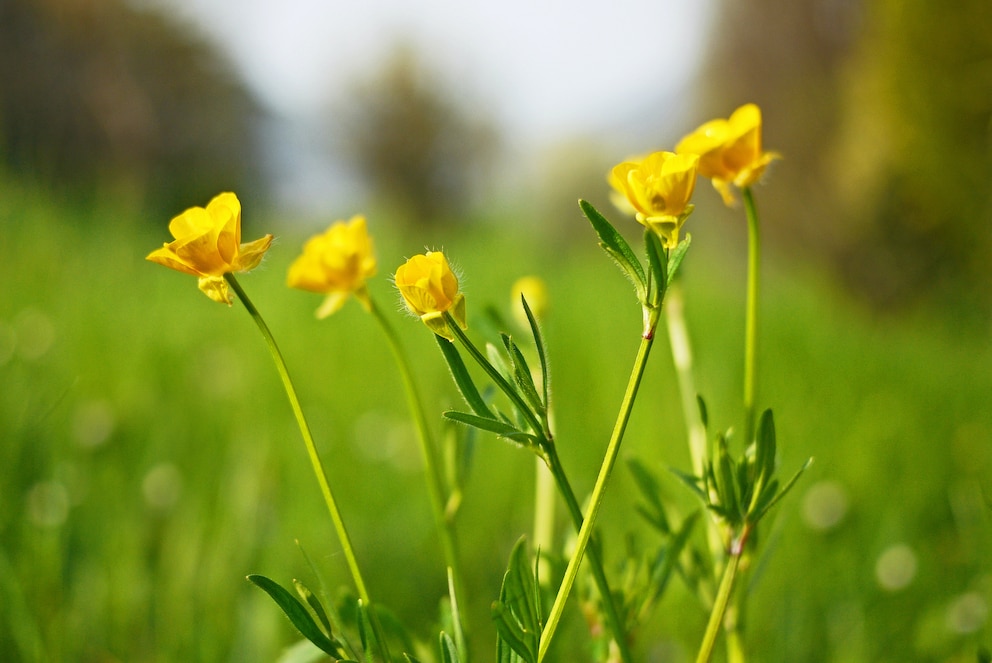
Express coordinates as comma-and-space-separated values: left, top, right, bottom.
2, 181, 991, 662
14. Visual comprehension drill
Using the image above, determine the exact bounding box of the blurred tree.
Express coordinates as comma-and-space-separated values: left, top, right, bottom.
0, 0, 265, 217
696, 0, 992, 318
330, 43, 500, 227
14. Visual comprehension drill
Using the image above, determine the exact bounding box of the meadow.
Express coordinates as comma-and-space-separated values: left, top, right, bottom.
2, 177, 991, 663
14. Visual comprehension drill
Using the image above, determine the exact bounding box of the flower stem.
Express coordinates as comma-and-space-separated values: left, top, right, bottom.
694, 530, 748, 663
741, 187, 761, 446
368, 296, 468, 659
442, 313, 635, 663
538, 319, 657, 663
224, 274, 392, 663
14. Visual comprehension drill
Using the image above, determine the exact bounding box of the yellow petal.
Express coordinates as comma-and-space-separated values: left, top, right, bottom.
146, 245, 203, 276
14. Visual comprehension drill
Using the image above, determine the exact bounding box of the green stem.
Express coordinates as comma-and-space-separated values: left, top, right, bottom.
442, 312, 635, 663
539, 317, 658, 663
742, 187, 761, 446
695, 531, 747, 663
225, 274, 392, 663
368, 297, 468, 659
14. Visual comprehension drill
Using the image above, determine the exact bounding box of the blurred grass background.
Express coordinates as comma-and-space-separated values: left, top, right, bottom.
2, 0, 992, 661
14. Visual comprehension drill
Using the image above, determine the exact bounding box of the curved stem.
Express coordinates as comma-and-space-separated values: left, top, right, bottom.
742, 187, 761, 446
539, 324, 657, 663
225, 274, 392, 663
369, 296, 468, 659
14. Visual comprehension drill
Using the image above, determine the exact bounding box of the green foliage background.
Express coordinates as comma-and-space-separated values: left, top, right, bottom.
2, 173, 991, 662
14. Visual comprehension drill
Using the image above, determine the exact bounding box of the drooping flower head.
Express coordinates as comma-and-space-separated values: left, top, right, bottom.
394, 251, 466, 340
609, 151, 699, 249
286, 215, 377, 318
146, 192, 273, 304
675, 103, 779, 206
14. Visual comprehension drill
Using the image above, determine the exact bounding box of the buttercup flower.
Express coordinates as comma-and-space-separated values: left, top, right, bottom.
610, 151, 699, 249
146, 192, 273, 304
675, 103, 779, 205
394, 251, 466, 340
287, 216, 377, 318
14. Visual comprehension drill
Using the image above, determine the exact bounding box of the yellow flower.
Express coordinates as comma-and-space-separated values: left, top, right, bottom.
394, 251, 466, 340
146, 192, 273, 304
286, 216, 377, 318
609, 151, 699, 249
675, 103, 779, 205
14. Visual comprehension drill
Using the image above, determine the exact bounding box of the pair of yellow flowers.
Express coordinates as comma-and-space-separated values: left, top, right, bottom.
147, 104, 775, 331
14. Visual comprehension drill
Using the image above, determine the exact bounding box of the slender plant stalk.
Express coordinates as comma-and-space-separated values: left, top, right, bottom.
225, 274, 392, 663
442, 313, 633, 663
368, 296, 468, 658
538, 314, 658, 663
694, 529, 749, 663
741, 187, 761, 446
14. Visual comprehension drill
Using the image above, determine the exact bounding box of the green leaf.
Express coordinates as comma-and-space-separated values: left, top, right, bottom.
247, 574, 342, 658
356, 601, 375, 663
668, 466, 708, 502
627, 458, 671, 534
439, 632, 460, 663
715, 436, 742, 522
667, 234, 692, 284
755, 408, 777, 481
579, 199, 646, 298
293, 580, 333, 639
752, 457, 814, 523
696, 394, 708, 429
436, 335, 495, 419
275, 639, 341, 663
492, 538, 540, 663
501, 333, 544, 414
643, 227, 668, 307
443, 411, 539, 448
651, 511, 699, 597
519, 294, 550, 409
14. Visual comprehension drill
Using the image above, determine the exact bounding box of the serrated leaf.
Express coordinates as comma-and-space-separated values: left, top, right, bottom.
579, 199, 646, 297
667, 234, 692, 284
247, 575, 341, 658
436, 335, 494, 419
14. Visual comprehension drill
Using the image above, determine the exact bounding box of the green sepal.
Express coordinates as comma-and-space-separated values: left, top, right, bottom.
643, 227, 669, 308
247, 574, 343, 659
519, 294, 550, 409
579, 199, 647, 300
666, 234, 692, 285
443, 411, 540, 449
436, 335, 495, 419
493, 537, 541, 663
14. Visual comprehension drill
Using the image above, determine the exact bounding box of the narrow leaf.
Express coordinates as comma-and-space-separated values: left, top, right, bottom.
294, 580, 333, 639
755, 408, 777, 480
436, 335, 494, 418
753, 457, 814, 523
668, 466, 708, 502
696, 394, 708, 429
627, 458, 670, 533
501, 334, 544, 413
247, 575, 341, 658
439, 632, 461, 663
519, 294, 550, 409
579, 199, 646, 296
443, 410, 532, 443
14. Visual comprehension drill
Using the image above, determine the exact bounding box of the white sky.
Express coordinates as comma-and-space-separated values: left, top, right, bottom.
147, 0, 713, 139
